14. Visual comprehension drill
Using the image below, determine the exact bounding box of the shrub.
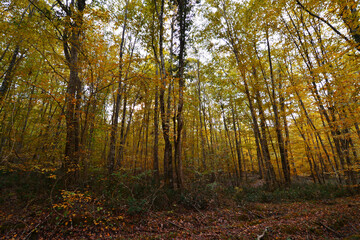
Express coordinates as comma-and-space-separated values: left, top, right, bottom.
0, 168, 57, 207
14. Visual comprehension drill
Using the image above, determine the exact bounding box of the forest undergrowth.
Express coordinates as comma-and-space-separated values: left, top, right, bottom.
1, 168, 359, 239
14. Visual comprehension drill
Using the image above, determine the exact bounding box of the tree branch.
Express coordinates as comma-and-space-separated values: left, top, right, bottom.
295, 0, 360, 51
55, 0, 70, 15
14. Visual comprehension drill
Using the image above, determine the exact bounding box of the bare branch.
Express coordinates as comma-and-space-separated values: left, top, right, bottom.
296, 0, 360, 51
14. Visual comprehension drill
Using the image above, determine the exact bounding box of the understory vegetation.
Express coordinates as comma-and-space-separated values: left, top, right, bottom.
1, 168, 359, 239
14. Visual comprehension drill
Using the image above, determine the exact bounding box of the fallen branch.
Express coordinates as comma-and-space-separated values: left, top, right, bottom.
315, 222, 342, 238
166, 219, 189, 231
257, 227, 269, 240
237, 205, 265, 219
182, 195, 206, 219
24, 213, 51, 240
150, 212, 191, 232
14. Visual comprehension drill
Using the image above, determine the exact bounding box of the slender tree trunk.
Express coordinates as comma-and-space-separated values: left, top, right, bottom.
230, 100, 243, 181
221, 103, 239, 183
107, 1, 128, 174
266, 29, 290, 184
0, 46, 20, 103
196, 59, 207, 170
153, 82, 160, 184
17, 84, 36, 152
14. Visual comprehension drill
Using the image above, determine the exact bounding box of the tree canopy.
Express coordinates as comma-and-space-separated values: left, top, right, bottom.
1, 0, 360, 188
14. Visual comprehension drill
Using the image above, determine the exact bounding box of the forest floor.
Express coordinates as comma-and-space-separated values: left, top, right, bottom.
1, 194, 360, 239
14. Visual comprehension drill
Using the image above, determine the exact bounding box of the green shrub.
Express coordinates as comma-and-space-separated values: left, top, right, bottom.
0, 169, 57, 206
179, 181, 229, 209
126, 197, 147, 215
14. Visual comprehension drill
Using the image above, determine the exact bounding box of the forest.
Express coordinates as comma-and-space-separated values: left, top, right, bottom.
1, 0, 360, 239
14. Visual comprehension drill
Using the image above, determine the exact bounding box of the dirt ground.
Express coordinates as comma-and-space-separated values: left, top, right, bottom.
1, 195, 360, 239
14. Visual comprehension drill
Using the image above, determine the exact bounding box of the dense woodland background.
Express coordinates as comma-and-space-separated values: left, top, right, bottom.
2, 0, 360, 205
1, 0, 360, 238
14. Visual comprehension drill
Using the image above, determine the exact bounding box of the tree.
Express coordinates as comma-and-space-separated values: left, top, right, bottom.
59, 0, 87, 183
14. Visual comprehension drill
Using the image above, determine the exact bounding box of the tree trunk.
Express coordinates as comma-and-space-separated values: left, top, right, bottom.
153, 82, 160, 185
62, 0, 86, 184
107, 1, 128, 174
265, 29, 291, 184
230, 100, 243, 181
174, 0, 189, 189
196, 59, 207, 170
